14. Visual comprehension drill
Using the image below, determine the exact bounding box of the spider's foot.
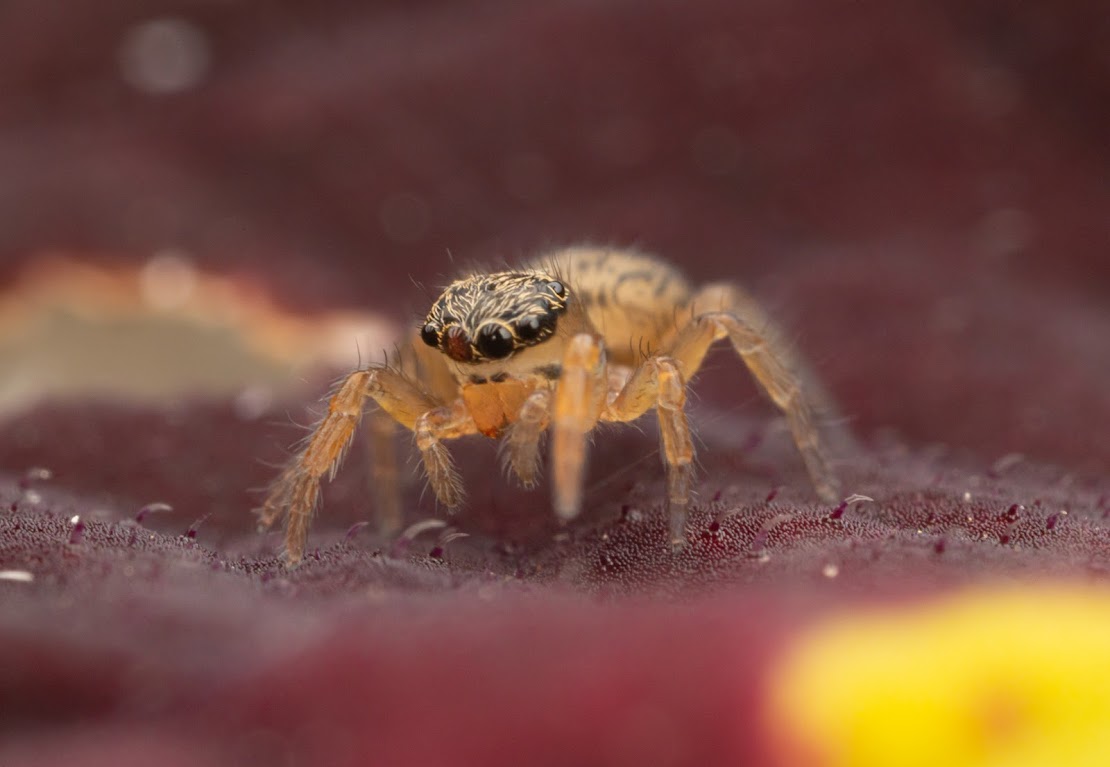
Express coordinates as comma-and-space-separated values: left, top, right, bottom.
814, 475, 842, 505
255, 505, 281, 533
666, 498, 690, 553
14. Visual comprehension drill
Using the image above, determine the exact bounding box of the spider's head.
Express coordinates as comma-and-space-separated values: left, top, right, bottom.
419, 271, 568, 364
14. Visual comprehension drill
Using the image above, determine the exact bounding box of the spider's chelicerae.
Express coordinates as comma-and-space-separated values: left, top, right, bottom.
259, 246, 841, 564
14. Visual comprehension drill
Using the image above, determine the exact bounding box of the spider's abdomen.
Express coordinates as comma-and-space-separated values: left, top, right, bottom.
534, 247, 693, 366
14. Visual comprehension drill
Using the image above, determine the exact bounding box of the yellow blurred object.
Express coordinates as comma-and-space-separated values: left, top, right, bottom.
769, 585, 1110, 767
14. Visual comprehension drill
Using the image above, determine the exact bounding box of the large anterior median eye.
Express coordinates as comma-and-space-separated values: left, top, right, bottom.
476, 324, 514, 359
516, 316, 542, 342
516, 312, 556, 343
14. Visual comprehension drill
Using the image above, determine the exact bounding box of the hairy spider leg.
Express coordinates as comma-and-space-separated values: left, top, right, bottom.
414, 399, 478, 510
259, 366, 441, 565
689, 282, 843, 421
365, 408, 401, 534
550, 333, 608, 520
602, 356, 696, 548
665, 286, 841, 504
502, 387, 552, 488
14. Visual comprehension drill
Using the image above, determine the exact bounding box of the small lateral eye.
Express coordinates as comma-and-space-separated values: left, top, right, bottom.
547, 280, 566, 297
476, 324, 515, 360
420, 323, 439, 347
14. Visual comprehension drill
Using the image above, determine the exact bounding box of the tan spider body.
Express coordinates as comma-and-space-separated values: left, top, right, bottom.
259, 247, 840, 564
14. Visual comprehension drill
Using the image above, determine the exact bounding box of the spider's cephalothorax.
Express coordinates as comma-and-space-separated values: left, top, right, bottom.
260, 246, 844, 566
420, 273, 568, 364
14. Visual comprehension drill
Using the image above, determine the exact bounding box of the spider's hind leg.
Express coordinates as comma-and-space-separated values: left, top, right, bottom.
602, 356, 696, 549
365, 408, 402, 534
667, 284, 841, 504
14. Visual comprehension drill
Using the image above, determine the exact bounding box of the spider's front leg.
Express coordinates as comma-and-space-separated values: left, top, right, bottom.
502, 388, 552, 489
259, 365, 440, 566
414, 399, 478, 510
550, 333, 607, 521
602, 357, 696, 548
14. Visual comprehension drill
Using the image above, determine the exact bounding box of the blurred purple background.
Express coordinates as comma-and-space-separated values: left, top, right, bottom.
2, 0, 1107, 470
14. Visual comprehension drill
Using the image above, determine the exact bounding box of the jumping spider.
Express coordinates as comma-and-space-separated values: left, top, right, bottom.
259, 246, 840, 564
